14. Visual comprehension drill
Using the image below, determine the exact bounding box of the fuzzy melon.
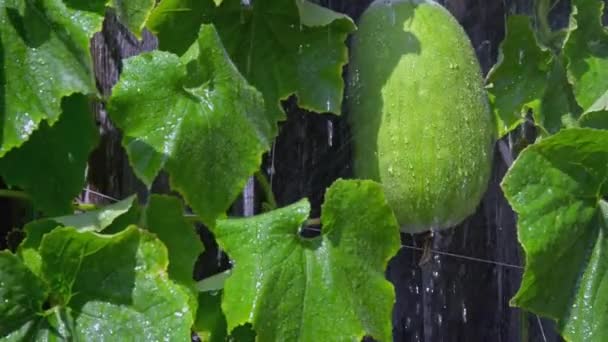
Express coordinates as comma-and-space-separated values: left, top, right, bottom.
348, 0, 495, 233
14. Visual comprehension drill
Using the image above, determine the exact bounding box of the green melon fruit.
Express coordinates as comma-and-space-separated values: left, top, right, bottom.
348, 0, 495, 233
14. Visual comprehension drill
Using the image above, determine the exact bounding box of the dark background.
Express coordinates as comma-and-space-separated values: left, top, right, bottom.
2, 0, 592, 341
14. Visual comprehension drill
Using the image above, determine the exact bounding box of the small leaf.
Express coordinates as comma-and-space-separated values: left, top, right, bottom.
194, 292, 228, 342
579, 111, 608, 130
0, 251, 48, 338
16, 220, 61, 277
214, 179, 400, 341
193, 291, 256, 342
142, 195, 204, 313
39, 226, 193, 340
16, 197, 138, 276
486, 15, 552, 137
536, 58, 581, 135
564, 0, 608, 112
55, 195, 137, 232
110, 0, 156, 37
0, 0, 103, 156
146, 0, 216, 56
0, 94, 99, 215
196, 270, 231, 293
1, 306, 74, 341
502, 128, 608, 341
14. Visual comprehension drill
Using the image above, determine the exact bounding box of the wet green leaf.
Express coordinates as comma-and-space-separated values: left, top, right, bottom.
564, 0, 608, 112
142, 195, 204, 313
108, 24, 271, 227
194, 292, 228, 342
0, 95, 99, 215
502, 128, 608, 341
16, 220, 61, 277
2, 306, 74, 341
536, 58, 581, 135
214, 179, 400, 341
54, 195, 137, 232
111, 0, 156, 37
16, 196, 138, 276
147, 0, 355, 118
38, 226, 193, 340
0, 0, 103, 156
486, 15, 552, 137
579, 111, 608, 130
213, 0, 355, 117
146, 0, 216, 55
0, 252, 48, 338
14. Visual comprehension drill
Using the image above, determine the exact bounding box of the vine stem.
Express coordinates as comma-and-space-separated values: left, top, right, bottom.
73, 202, 99, 211
254, 171, 278, 211
534, 0, 560, 51
0, 189, 30, 201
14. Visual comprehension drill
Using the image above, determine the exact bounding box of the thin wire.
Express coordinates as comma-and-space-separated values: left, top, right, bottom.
536, 314, 548, 342
80, 189, 523, 271
400, 244, 524, 270
82, 187, 120, 202
303, 226, 524, 270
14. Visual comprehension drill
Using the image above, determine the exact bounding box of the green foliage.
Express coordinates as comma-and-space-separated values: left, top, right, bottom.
487, 16, 553, 137
16, 196, 138, 276
142, 195, 204, 312
108, 25, 271, 227
0, 0, 103, 156
111, 0, 156, 36
486, 15, 581, 138
2, 227, 193, 340
147, 0, 355, 119
564, 0, 608, 112
0, 95, 98, 215
194, 292, 229, 341
53, 195, 137, 232
491, 0, 608, 340
3, 0, 608, 340
502, 128, 608, 341
0, 252, 48, 338
213, 179, 400, 341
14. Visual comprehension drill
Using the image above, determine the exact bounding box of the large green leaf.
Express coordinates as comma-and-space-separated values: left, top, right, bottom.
16, 196, 138, 276
0, 252, 48, 338
111, 0, 156, 37
108, 24, 271, 227
37, 226, 193, 340
213, 179, 400, 341
0, 95, 99, 215
146, 0, 215, 55
486, 15, 552, 137
142, 195, 204, 313
0, 0, 103, 156
147, 0, 355, 118
564, 0, 608, 112
213, 0, 355, 117
502, 128, 608, 341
